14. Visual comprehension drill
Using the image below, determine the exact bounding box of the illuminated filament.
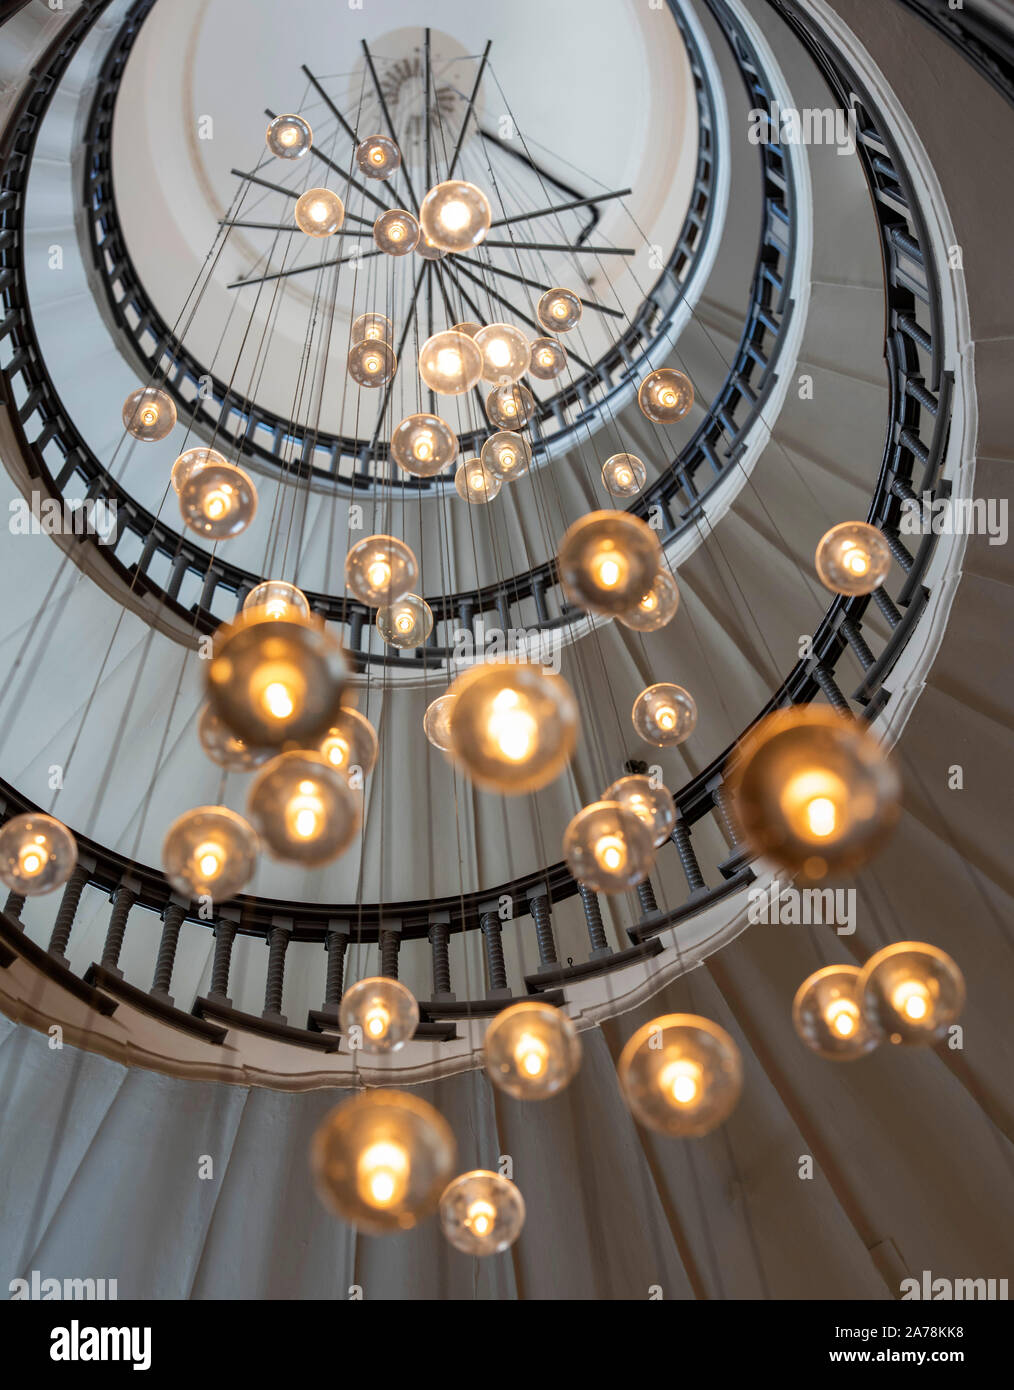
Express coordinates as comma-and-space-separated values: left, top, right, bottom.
440, 199, 469, 232
891, 978, 931, 1022
655, 705, 678, 733
805, 796, 837, 838
465, 1200, 497, 1238
139, 405, 158, 427
825, 997, 860, 1038
323, 736, 350, 769
592, 548, 626, 589
394, 609, 415, 635
413, 434, 433, 461
358, 1141, 409, 1208
364, 1004, 391, 1039
488, 689, 537, 763
202, 485, 232, 520
367, 559, 392, 591
514, 1031, 549, 1079
659, 1058, 702, 1106
262, 682, 295, 720
18, 840, 48, 877
288, 781, 323, 839
594, 834, 627, 873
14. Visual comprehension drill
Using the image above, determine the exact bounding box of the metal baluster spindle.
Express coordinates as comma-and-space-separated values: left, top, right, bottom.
100, 883, 137, 976
578, 883, 610, 958
671, 817, 707, 894
47, 864, 89, 964
428, 919, 453, 998
813, 663, 853, 717
263, 923, 290, 1022
209, 918, 238, 1004
480, 910, 509, 997
151, 903, 186, 1004
529, 894, 558, 968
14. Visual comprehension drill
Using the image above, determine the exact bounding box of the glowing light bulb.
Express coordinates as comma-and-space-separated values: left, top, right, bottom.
365, 1004, 391, 1038
659, 1059, 701, 1105
637, 368, 694, 423
0, 814, 77, 897
859, 942, 964, 1046
536, 288, 582, 333
806, 796, 837, 837
179, 462, 257, 539
18, 842, 46, 877
488, 689, 537, 762
827, 998, 859, 1037
466, 1200, 496, 1236
481, 431, 532, 481
317, 709, 378, 779
793, 965, 881, 1059
439, 1171, 526, 1254
632, 684, 697, 746
262, 681, 295, 720
195, 841, 223, 879
595, 834, 626, 872
122, 386, 176, 442
564, 801, 654, 893
420, 181, 491, 251
294, 188, 345, 237
515, 1032, 549, 1077
359, 1141, 408, 1208
419, 331, 482, 395
376, 594, 433, 648
345, 535, 418, 606
373, 208, 420, 256
484, 1002, 582, 1099
892, 979, 930, 1020
474, 323, 531, 383
816, 522, 891, 595
340, 978, 418, 1053
558, 511, 661, 617
266, 114, 312, 159
618, 1015, 742, 1136
368, 560, 391, 589
617, 569, 680, 633
248, 753, 359, 864
391, 413, 457, 478
162, 807, 258, 902
446, 663, 577, 793
593, 550, 626, 588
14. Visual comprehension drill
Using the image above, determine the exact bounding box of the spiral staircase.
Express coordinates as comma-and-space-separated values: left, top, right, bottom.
0, 0, 1011, 1300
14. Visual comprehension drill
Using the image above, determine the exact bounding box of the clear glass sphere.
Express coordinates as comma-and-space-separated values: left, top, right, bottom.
162, 805, 258, 902
318, 707, 378, 777
632, 683, 697, 746
454, 457, 501, 504
602, 774, 676, 847
373, 208, 420, 256
792, 964, 881, 1060
447, 662, 579, 794
617, 570, 680, 632
452, 321, 482, 338
122, 387, 176, 442
197, 703, 271, 772
618, 1014, 742, 1136
390, 413, 458, 478
311, 1090, 456, 1234
344, 534, 418, 606
355, 135, 401, 180
266, 113, 312, 159
563, 800, 655, 893
348, 338, 396, 387
481, 432, 531, 482
602, 452, 647, 498
439, 1171, 526, 1255
815, 521, 892, 596
419, 180, 491, 252
339, 977, 419, 1052
557, 510, 661, 617
294, 188, 345, 237
725, 705, 901, 880
178, 461, 258, 540
416, 235, 446, 262
473, 323, 531, 384
248, 750, 361, 865
171, 446, 224, 495
206, 611, 349, 747
0, 813, 77, 897
858, 942, 965, 1046
536, 288, 581, 333
485, 382, 535, 430
423, 694, 456, 751
418, 330, 482, 396
243, 580, 310, 623
528, 336, 568, 380
638, 368, 694, 423
484, 1001, 581, 1100
351, 312, 392, 345
376, 593, 433, 648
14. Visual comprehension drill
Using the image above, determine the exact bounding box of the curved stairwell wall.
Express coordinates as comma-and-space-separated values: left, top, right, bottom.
0, 0, 1011, 1300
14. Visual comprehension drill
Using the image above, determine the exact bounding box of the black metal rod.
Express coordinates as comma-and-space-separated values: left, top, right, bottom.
445, 258, 595, 371
230, 167, 299, 200
368, 262, 428, 449
448, 40, 492, 180
424, 28, 432, 193
228, 249, 382, 290
220, 219, 374, 235
480, 239, 634, 256
360, 39, 420, 214
490, 188, 632, 229
265, 105, 393, 214
454, 253, 625, 317
300, 64, 360, 146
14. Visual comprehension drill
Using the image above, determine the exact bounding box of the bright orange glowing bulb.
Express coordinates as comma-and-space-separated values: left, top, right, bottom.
358, 1141, 409, 1209
594, 834, 626, 872
806, 796, 837, 837
659, 1058, 702, 1106
365, 1005, 391, 1038
514, 1032, 549, 1077
892, 980, 930, 1021
262, 682, 294, 719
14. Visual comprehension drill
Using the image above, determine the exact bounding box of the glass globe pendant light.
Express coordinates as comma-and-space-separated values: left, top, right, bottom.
294, 188, 345, 237
0, 812, 77, 896
373, 208, 420, 256
618, 1014, 743, 1136
416, 235, 446, 261
423, 693, 456, 750
481, 432, 531, 482
206, 610, 349, 748
178, 460, 258, 540
355, 135, 401, 180
351, 312, 392, 345
638, 368, 693, 423
536, 288, 581, 333
454, 457, 501, 504
440, 1171, 526, 1255
311, 1090, 456, 1235
858, 942, 965, 1046
446, 661, 579, 794
318, 707, 378, 778
563, 801, 655, 893
348, 338, 396, 387
724, 705, 901, 881
376, 593, 433, 648
419, 180, 491, 252
602, 453, 647, 498
248, 750, 360, 864
171, 446, 224, 494
452, 321, 482, 338
617, 570, 680, 632
197, 704, 272, 772
162, 805, 258, 902
483, 1001, 582, 1099
243, 580, 310, 623
557, 510, 661, 617
485, 382, 535, 430
390, 413, 457, 478
265, 113, 312, 158
528, 337, 567, 380
344, 534, 418, 606
632, 683, 697, 746
815, 522, 892, 596
418, 330, 482, 395
339, 977, 419, 1052
473, 323, 531, 384
602, 774, 676, 847
122, 386, 176, 442
792, 964, 881, 1060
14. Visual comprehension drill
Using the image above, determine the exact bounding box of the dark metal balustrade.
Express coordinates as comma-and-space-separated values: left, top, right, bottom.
0, 0, 961, 1053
